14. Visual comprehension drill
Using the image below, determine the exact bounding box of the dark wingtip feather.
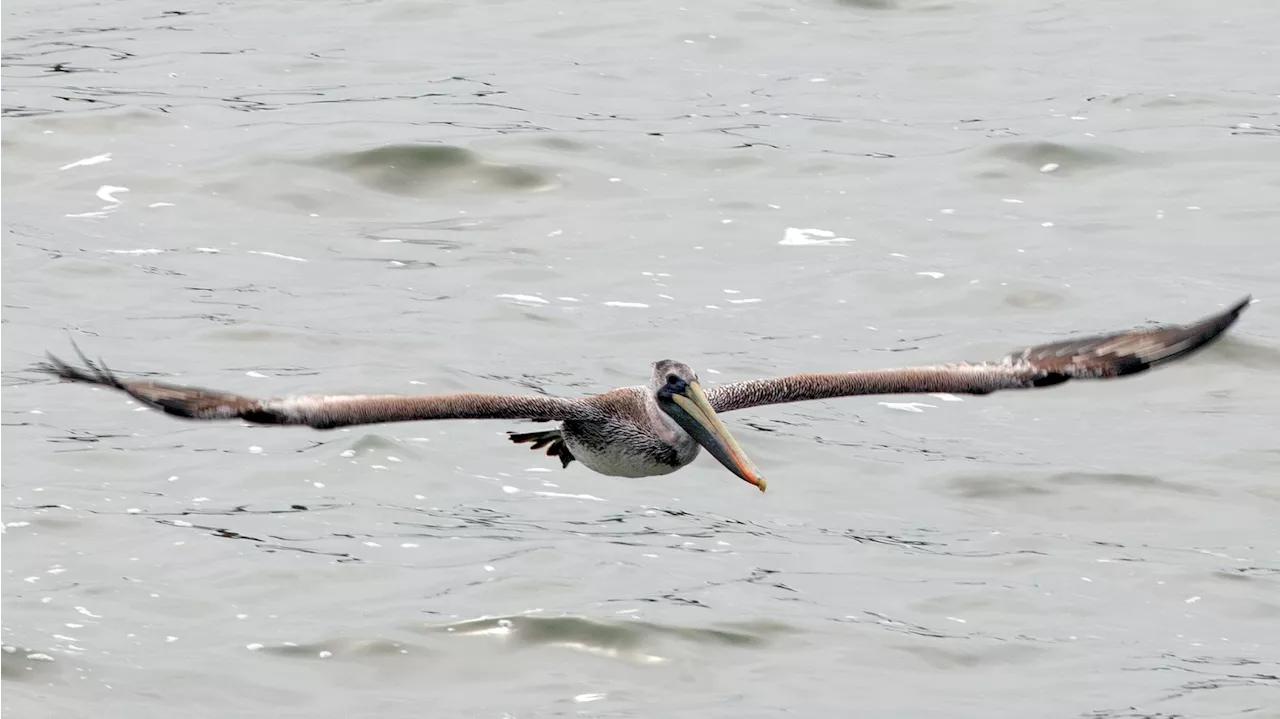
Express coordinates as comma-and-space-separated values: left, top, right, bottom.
38, 345, 125, 390
1188, 293, 1250, 343
1220, 294, 1253, 328
1120, 294, 1252, 373
1017, 295, 1252, 382
38, 343, 267, 422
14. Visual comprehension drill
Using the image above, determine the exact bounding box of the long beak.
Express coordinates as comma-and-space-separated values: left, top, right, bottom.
670, 381, 767, 492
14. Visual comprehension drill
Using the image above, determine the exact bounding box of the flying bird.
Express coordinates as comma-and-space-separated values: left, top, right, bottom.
39, 296, 1250, 492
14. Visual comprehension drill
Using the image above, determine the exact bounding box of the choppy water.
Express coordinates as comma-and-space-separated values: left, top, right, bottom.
4, 1, 1279, 716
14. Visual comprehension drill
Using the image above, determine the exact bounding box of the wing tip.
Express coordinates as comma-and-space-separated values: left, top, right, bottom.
1109, 293, 1251, 375
37, 343, 249, 422
1173, 293, 1252, 357
37, 345, 123, 389
1018, 294, 1252, 383
1225, 294, 1253, 320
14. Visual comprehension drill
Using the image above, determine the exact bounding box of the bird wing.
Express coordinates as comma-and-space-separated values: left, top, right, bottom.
39, 350, 596, 429
705, 296, 1250, 413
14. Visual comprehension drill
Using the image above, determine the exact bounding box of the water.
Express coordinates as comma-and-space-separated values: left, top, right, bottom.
4, 0, 1279, 716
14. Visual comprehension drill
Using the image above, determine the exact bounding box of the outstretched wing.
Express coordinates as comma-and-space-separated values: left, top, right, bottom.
38, 349, 595, 429
705, 296, 1250, 413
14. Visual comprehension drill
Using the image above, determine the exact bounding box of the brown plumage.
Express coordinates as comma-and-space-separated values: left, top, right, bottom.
37, 296, 1250, 489
703, 295, 1250, 412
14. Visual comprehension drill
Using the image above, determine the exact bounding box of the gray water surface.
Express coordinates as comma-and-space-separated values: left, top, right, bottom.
4, 1, 1279, 717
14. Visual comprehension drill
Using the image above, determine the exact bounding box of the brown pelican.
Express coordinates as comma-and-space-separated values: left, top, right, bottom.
38, 296, 1250, 492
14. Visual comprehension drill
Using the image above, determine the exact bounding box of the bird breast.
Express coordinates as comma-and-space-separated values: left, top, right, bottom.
560, 417, 700, 478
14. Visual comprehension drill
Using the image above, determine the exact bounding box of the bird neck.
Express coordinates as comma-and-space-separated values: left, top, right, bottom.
644, 392, 690, 446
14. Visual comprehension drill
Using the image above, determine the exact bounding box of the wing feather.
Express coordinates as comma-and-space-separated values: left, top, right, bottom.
38, 349, 595, 429
706, 296, 1250, 413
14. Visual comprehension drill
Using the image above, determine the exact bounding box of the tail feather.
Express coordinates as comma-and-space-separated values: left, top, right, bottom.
508, 429, 575, 468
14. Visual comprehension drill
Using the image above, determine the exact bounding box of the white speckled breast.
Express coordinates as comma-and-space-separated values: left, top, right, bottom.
563, 434, 694, 477
559, 410, 701, 479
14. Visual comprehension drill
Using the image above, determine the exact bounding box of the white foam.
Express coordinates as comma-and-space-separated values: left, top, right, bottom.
533, 491, 605, 501
96, 185, 129, 204
247, 251, 307, 262
878, 402, 936, 413
604, 301, 649, 308
929, 394, 963, 402
780, 227, 855, 246
103, 249, 165, 255
916, 271, 945, 279
496, 294, 548, 305
60, 153, 112, 171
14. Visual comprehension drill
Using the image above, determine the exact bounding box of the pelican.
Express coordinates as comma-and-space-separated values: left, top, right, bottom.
38, 296, 1250, 492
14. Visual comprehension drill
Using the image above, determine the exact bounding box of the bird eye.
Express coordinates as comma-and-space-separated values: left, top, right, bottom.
666, 374, 680, 385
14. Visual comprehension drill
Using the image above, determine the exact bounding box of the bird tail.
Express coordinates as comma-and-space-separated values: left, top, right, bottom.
508, 429, 575, 468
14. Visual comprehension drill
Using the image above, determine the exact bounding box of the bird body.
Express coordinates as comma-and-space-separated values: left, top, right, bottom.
39, 297, 1251, 492
557, 387, 702, 478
